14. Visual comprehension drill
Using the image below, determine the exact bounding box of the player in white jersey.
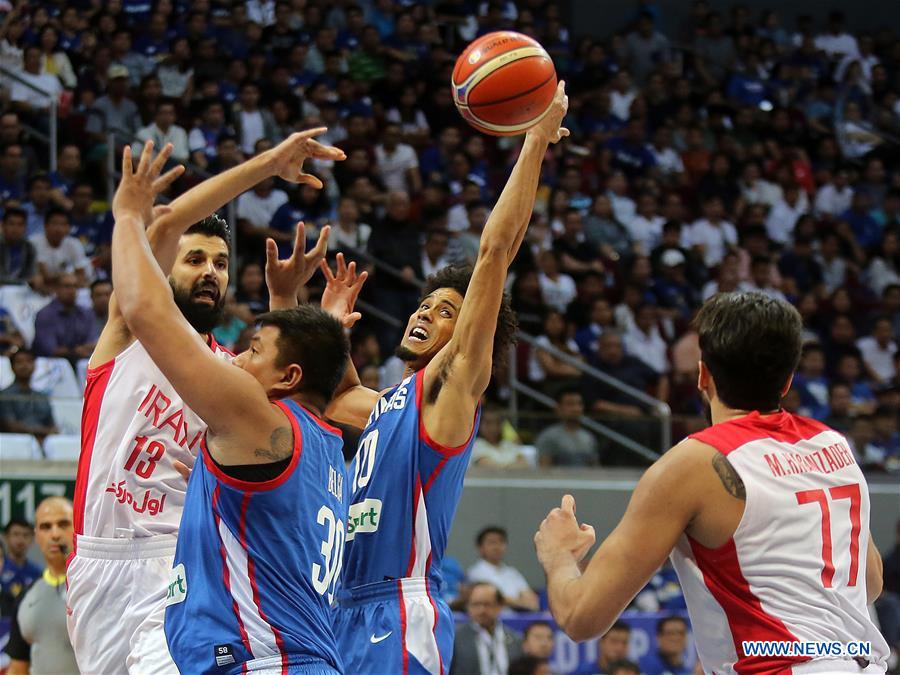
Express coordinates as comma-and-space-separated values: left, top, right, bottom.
66, 132, 344, 674
535, 291, 891, 674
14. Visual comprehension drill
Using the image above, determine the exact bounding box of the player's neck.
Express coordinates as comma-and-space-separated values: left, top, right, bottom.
286, 393, 326, 420
711, 398, 781, 425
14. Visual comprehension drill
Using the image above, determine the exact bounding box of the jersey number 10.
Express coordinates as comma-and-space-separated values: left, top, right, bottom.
795, 483, 861, 589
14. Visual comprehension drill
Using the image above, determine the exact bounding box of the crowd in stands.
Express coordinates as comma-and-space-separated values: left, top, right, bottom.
0, 0, 900, 468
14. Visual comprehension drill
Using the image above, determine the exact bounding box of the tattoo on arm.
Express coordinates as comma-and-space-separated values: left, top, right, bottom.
253, 426, 294, 462
712, 453, 746, 500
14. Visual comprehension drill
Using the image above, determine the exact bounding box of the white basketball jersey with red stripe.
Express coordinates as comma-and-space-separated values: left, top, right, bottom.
74, 336, 233, 539
671, 411, 889, 675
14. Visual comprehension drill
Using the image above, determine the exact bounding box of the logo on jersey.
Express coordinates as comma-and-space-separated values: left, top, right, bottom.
346, 499, 382, 541
165, 563, 187, 606
366, 378, 411, 426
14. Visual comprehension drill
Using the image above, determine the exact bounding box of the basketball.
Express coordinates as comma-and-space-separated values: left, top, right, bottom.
451, 31, 557, 136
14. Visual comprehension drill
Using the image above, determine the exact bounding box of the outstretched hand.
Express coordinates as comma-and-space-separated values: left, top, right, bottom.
265, 221, 331, 300
320, 252, 368, 329
535, 494, 596, 570
265, 128, 347, 189
112, 141, 184, 225
528, 80, 570, 145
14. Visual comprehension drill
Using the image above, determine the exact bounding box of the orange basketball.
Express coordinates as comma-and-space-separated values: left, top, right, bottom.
451, 31, 557, 136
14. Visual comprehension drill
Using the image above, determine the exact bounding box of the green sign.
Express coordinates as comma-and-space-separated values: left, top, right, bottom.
0, 478, 75, 525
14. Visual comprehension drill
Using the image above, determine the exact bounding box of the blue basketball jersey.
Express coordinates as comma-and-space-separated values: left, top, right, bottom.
342, 370, 480, 591
165, 400, 348, 674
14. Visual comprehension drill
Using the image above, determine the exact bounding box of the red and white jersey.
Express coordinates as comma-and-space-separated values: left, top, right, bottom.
73, 336, 233, 540
671, 411, 889, 675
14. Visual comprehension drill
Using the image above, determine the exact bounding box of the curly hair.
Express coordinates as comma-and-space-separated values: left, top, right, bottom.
420, 265, 518, 377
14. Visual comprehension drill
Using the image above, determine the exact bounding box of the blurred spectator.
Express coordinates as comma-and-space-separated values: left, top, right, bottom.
535, 389, 599, 466
0, 518, 40, 616
236, 176, 289, 255
814, 11, 859, 60
814, 168, 853, 219
0, 207, 40, 288
575, 298, 615, 359
234, 262, 269, 319
682, 196, 737, 268
639, 616, 691, 675
32, 274, 96, 363
470, 406, 530, 469
90, 279, 113, 340
467, 526, 539, 612
85, 65, 141, 145
825, 382, 854, 434
508, 655, 552, 675
537, 252, 576, 313
585, 331, 661, 417
624, 304, 670, 386
30, 207, 92, 286
521, 621, 554, 661
794, 344, 830, 420
331, 196, 372, 252
623, 11, 670, 85
133, 99, 189, 163
583, 195, 631, 261
234, 82, 277, 155
585, 621, 631, 675
607, 661, 641, 675
0, 348, 58, 444
0, 143, 26, 201
6, 497, 77, 675
213, 295, 249, 352
857, 316, 898, 385
0, 308, 24, 356
451, 582, 523, 675
875, 519, 899, 655
765, 183, 808, 246
529, 311, 583, 396
21, 174, 53, 238
10, 45, 62, 117
375, 123, 421, 194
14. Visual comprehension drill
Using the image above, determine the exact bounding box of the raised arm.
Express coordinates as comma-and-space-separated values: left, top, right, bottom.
112, 143, 280, 448
534, 440, 713, 641
422, 82, 569, 445
92, 129, 345, 366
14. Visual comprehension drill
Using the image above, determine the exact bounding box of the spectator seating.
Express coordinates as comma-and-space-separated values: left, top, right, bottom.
0, 433, 42, 460
0, 285, 52, 347
43, 434, 81, 461
50, 397, 82, 435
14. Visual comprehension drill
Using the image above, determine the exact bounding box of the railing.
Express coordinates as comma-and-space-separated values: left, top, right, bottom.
0, 64, 58, 171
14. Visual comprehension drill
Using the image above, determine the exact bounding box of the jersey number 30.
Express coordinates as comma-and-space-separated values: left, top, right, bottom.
311, 505, 345, 604
795, 483, 861, 589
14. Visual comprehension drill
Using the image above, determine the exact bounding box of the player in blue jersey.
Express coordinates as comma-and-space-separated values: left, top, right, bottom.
109, 140, 351, 675
325, 82, 570, 675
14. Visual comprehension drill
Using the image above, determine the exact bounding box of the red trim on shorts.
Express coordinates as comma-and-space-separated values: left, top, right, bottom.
239, 492, 288, 674
405, 476, 423, 577
398, 579, 409, 675
689, 411, 831, 456
415, 370, 478, 456
73, 358, 116, 539
201, 401, 302, 492
689, 535, 807, 674
425, 578, 445, 675
214, 485, 253, 656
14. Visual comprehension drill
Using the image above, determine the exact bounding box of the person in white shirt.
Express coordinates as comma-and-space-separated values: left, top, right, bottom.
856, 316, 898, 384
10, 45, 62, 113
132, 100, 189, 162
607, 171, 636, 228
29, 207, 91, 286
682, 196, 737, 267
420, 228, 450, 279
609, 71, 637, 121
765, 182, 808, 246
838, 101, 882, 159
814, 11, 859, 61
467, 527, 539, 611
236, 176, 289, 250
814, 168, 853, 219
835, 35, 879, 83
374, 123, 421, 194
624, 304, 669, 378
646, 126, 684, 179
330, 196, 371, 252
627, 193, 665, 255
470, 407, 531, 469
739, 162, 782, 209
537, 250, 576, 313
